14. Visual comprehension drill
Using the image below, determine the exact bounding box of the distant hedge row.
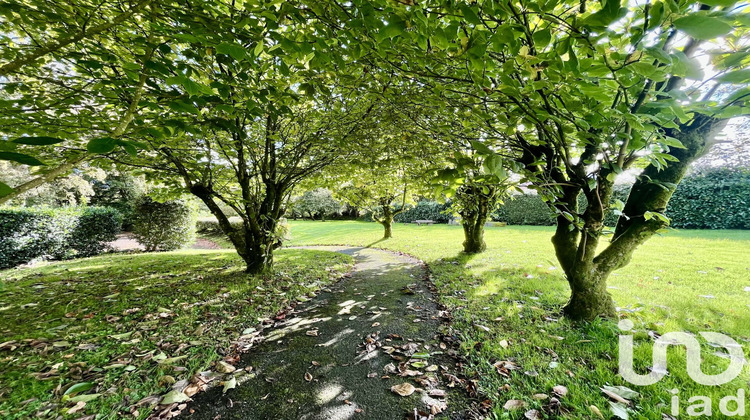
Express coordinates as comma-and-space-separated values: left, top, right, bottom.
489, 169, 750, 229
0, 207, 122, 269
394, 200, 452, 223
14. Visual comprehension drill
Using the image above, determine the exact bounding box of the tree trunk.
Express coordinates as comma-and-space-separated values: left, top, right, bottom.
457, 183, 494, 254
242, 246, 274, 274
381, 217, 393, 239
563, 268, 617, 320
462, 220, 486, 253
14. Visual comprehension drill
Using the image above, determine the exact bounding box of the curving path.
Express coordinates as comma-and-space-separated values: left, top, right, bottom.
181, 246, 473, 420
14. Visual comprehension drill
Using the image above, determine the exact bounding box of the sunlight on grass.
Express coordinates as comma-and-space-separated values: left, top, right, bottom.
0, 248, 353, 419
287, 220, 750, 419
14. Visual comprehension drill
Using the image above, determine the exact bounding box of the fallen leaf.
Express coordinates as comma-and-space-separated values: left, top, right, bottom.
215, 361, 236, 374
552, 385, 568, 397
499, 339, 509, 348
532, 394, 548, 400
609, 401, 630, 419
63, 382, 95, 396
161, 390, 190, 405
68, 393, 100, 403
602, 385, 639, 400
222, 377, 236, 393
67, 401, 86, 414
391, 383, 416, 396
503, 399, 526, 410
590, 405, 605, 419
524, 409, 542, 419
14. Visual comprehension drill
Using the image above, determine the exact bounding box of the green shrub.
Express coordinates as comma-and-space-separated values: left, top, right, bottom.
393, 200, 452, 223
69, 207, 122, 257
196, 216, 242, 235
492, 194, 556, 225
0, 207, 122, 269
132, 197, 197, 251
666, 169, 750, 229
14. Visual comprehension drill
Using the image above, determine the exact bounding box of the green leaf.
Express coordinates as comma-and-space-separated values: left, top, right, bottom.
470, 140, 494, 155
533, 29, 552, 49
459, 4, 481, 25
64, 382, 95, 396
484, 154, 507, 179
0, 181, 13, 198
87, 137, 118, 154
0, 152, 45, 165
11, 136, 65, 145
673, 15, 733, 40
216, 42, 247, 60
717, 69, 750, 84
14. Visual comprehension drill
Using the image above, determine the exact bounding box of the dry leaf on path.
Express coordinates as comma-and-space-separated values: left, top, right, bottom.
391, 383, 416, 396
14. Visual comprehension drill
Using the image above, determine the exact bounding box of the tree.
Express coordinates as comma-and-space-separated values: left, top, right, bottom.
337, 0, 750, 319
292, 188, 342, 221
331, 110, 437, 239
437, 149, 511, 253
110, 1, 377, 273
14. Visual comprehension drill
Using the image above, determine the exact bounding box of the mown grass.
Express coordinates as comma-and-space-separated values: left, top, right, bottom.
287, 220, 750, 419
0, 249, 352, 419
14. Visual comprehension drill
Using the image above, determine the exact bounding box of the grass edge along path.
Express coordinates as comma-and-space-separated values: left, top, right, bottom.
0, 248, 353, 419
285, 221, 750, 420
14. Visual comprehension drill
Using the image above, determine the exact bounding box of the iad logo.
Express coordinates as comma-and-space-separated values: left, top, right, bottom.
618, 319, 745, 386
618, 319, 748, 417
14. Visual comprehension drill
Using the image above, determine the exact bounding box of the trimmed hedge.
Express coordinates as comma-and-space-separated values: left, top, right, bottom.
667, 169, 750, 229
393, 200, 452, 223
132, 197, 197, 252
492, 194, 556, 226
0, 207, 122, 269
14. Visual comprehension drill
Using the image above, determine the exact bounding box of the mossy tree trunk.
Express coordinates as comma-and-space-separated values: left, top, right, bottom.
373, 197, 404, 240
457, 183, 495, 254
526, 117, 726, 321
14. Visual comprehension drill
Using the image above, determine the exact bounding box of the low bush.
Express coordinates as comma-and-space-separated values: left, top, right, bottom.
393, 200, 452, 223
132, 197, 197, 251
0, 207, 122, 269
69, 207, 123, 257
196, 216, 242, 235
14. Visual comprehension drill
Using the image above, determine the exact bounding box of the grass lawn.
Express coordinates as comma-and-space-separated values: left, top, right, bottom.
287, 220, 750, 419
0, 249, 352, 419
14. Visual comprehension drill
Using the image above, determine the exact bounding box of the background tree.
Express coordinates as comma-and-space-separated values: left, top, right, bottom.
437, 147, 512, 253
291, 188, 342, 221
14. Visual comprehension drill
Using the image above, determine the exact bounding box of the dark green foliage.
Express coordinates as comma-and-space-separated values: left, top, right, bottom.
393, 200, 452, 223
89, 174, 145, 230
666, 169, 750, 229
492, 194, 556, 226
68, 207, 123, 257
132, 197, 197, 251
0, 207, 121, 269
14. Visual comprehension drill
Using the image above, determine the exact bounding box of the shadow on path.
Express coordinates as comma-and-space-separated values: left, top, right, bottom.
181, 246, 472, 420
